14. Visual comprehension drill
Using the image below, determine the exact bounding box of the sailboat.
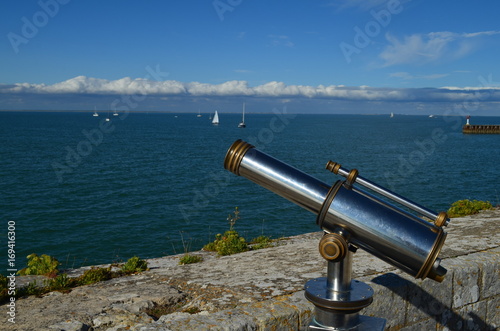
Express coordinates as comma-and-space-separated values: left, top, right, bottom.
105, 111, 110, 122
212, 111, 219, 125
390, 112, 394, 118
113, 109, 119, 116
93, 107, 99, 117
238, 103, 246, 128
197, 109, 202, 117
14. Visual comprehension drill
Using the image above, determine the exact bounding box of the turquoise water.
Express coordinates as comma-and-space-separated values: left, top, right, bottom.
1, 111, 499, 271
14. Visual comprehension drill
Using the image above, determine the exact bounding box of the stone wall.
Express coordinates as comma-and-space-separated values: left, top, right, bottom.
157, 249, 499, 331
3, 208, 499, 330
362, 248, 499, 330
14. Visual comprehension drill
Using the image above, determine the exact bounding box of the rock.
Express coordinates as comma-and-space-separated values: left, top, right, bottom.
49, 320, 90, 331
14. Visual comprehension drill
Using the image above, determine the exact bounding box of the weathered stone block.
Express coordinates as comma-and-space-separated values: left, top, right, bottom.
363, 273, 408, 329
480, 249, 500, 299
438, 300, 494, 331
157, 310, 258, 330
485, 296, 499, 329
404, 271, 452, 325
449, 258, 480, 308
49, 320, 90, 331
286, 291, 314, 329
399, 318, 435, 331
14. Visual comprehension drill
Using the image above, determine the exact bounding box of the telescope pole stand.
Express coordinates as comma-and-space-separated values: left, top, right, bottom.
305, 232, 386, 330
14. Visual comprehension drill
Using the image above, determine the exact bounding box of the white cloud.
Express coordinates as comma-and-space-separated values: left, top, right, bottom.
3, 76, 500, 103
379, 31, 500, 67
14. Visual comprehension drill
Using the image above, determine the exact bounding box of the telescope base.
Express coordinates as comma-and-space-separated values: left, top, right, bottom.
305, 277, 385, 330
308, 315, 386, 331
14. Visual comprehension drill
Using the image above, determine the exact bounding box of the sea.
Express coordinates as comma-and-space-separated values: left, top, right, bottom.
1, 111, 499, 272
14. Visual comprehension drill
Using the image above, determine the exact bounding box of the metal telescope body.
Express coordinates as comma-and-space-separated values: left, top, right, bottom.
224, 139, 448, 283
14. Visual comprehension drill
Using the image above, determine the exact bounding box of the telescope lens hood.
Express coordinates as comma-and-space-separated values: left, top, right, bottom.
224, 139, 254, 176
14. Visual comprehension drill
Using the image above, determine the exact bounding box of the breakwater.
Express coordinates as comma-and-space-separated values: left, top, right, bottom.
462, 124, 500, 134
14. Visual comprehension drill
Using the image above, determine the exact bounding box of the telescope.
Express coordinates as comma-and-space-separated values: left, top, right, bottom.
224, 139, 449, 330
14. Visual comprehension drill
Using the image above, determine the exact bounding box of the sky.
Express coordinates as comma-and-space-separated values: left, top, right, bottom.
1, 0, 500, 115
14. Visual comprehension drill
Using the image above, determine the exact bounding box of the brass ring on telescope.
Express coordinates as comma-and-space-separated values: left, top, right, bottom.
319, 233, 348, 262
435, 211, 449, 227
316, 180, 343, 228
224, 139, 254, 176
325, 161, 342, 174
345, 169, 359, 187
416, 229, 447, 282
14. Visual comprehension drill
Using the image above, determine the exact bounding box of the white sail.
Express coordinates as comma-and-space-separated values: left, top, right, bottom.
238, 103, 246, 128
212, 111, 219, 125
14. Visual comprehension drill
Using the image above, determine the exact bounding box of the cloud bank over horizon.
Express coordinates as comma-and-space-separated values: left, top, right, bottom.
3, 75, 500, 102
2, 75, 500, 115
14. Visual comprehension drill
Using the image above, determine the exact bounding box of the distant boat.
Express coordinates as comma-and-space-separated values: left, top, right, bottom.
105, 111, 110, 122
390, 112, 394, 118
197, 110, 202, 118
113, 110, 119, 116
212, 111, 219, 125
93, 107, 99, 117
429, 115, 436, 118
238, 103, 246, 128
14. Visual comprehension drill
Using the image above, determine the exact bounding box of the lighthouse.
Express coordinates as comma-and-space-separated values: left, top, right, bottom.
463, 116, 500, 134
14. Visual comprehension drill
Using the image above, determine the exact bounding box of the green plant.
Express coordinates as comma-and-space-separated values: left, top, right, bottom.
47, 273, 75, 292
121, 256, 148, 274
77, 267, 112, 285
204, 230, 249, 256
447, 199, 493, 217
16, 280, 45, 298
203, 240, 217, 252
7, 253, 151, 302
227, 207, 240, 231
18, 253, 60, 276
203, 207, 275, 256
250, 235, 273, 250
179, 254, 203, 265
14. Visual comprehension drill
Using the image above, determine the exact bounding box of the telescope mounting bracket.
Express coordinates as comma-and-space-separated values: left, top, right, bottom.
305, 230, 386, 330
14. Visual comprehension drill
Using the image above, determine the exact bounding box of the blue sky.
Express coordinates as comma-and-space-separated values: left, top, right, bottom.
1, 0, 500, 115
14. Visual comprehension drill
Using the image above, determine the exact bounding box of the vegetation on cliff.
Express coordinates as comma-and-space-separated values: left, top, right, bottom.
447, 199, 493, 217
0, 255, 148, 304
